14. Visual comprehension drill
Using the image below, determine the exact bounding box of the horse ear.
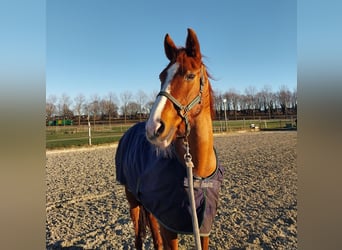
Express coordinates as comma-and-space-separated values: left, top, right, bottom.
164, 34, 177, 61
186, 28, 201, 59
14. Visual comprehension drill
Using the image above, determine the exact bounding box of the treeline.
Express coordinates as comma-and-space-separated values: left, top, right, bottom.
46, 85, 297, 125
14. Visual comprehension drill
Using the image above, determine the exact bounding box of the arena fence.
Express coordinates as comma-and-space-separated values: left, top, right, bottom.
46, 117, 297, 149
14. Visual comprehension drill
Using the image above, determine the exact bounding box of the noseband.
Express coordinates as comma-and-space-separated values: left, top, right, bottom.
157, 66, 205, 138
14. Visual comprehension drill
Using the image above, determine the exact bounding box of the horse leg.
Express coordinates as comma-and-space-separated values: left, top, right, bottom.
201, 236, 209, 250
147, 212, 163, 249
125, 186, 143, 249
160, 225, 178, 250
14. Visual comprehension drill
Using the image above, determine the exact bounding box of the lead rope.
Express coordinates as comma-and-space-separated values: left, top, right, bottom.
158, 66, 205, 249
184, 139, 202, 250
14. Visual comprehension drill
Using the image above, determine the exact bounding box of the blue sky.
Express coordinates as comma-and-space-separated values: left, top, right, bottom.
46, 0, 297, 103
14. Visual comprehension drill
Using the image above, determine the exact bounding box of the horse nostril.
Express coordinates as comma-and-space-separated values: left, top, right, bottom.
155, 121, 165, 137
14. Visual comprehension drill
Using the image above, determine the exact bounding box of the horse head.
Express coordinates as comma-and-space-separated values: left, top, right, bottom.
146, 28, 212, 149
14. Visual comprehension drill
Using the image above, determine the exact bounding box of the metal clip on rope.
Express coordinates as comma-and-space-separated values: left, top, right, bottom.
184, 141, 194, 168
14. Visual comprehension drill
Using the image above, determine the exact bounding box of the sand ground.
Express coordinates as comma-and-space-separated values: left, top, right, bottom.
46, 131, 297, 249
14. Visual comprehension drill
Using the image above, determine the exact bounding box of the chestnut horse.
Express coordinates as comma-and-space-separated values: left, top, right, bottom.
115, 28, 223, 249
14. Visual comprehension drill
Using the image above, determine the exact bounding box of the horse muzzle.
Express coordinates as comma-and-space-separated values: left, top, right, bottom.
145, 120, 175, 148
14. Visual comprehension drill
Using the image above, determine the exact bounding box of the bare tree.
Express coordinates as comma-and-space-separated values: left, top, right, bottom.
46, 95, 57, 123
144, 90, 158, 117
136, 90, 148, 121
245, 86, 257, 119
222, 92, 231, 115
291, 87, 297, 112
239, 94, 248, 115
74, 93, 85, 126
260, 85, 273, 118
269, 92, 277, 118
278, 85, 291, 115
59, 93, 73, 118
214, 91, 221, 119
120, 91, 133, 124
88, 94, 101, 126
126, 101, 140, 118
101, 92, 119, 125
255, 91, 264, 113
225, 88, 240, 120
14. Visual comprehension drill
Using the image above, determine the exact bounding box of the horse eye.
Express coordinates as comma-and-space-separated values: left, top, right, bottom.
185, 73, 196, 81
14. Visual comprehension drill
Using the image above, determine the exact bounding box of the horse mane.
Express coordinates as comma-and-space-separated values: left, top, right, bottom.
203, 65, 216, 120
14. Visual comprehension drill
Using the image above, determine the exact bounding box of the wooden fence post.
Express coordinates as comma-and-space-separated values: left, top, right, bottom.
88, 115, 92, 146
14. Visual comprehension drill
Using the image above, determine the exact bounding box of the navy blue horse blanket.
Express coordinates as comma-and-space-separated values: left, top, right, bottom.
115, 122, 224, 236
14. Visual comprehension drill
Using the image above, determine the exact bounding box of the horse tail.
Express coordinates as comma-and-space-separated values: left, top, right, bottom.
138, 205, 151, 241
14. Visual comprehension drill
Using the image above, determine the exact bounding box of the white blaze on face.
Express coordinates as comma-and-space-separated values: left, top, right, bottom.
146, 63, 179, 137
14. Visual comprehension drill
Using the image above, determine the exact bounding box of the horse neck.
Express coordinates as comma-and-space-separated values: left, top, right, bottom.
175, 96, 216, 178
